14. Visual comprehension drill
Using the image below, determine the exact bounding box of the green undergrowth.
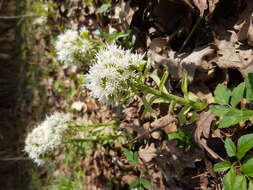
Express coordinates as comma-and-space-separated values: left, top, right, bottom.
21, 1, 253, 190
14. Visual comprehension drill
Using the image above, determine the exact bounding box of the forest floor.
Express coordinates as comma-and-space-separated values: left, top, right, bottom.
1, 0, 253, 190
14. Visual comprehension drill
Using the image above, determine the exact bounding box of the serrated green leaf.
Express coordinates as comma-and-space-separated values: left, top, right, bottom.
214, 84, 231, 105
219, 108, 253, 128
123, 148, 138, 165
139, 178, 152, 189
213, 161, 231, 172
241, 157, 253, 177
237, 134, 253, 160
231, 82, 245, 108
225, 138, 237, 157
246, 73, 253, 102
211, 105, 230, 117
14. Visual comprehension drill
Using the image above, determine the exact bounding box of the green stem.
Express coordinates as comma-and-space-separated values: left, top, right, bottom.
75, 122, 117, 129
179, 17, 202, 53
138, 84, 207, 110
69, 135, 119, 142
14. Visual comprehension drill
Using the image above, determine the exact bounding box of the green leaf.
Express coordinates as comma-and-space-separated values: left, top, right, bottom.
214, 84, 231, 105
178, 106, 191, 124
85, 0, 94, 6
223, 168, 236, 190
149, 70, 160, 87
211, 105, 230, 117
235, 175, 247, 190
181, 71, 188, 98
168, 128, 191, 146
237, 134, 253, 160
97, 3, 111, 13
249, 179, 253, 190
139, 178, 152, 189
187, 92, 199, 102
223, 168, 247, 190
213, 161, 231, 172
141, 96, 157, 119
129, 178, 140, 189
225, 138, 237, 157
219, 108, 253, 128
231, 82, 245, 108
123, 148, 138, 165
241, 157, 253, 177
159, 71, 169, 93
246, 73, 253, 102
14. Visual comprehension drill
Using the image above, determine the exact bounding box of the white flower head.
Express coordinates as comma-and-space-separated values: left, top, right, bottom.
55, 28, 92, 66
84, 44, 145, 104
24, 112, 72, 165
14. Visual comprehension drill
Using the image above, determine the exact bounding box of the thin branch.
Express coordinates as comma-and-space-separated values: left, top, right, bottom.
0, 14, 37, 19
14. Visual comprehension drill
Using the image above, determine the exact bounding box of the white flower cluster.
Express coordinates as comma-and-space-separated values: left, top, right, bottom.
55, 27, 91, 66
24, 112, 72, 165
85, 44, 145, 104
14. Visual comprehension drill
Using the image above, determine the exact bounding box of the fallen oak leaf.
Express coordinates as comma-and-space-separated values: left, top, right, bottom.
194, 110, 224, 161
138, 143, 157, 162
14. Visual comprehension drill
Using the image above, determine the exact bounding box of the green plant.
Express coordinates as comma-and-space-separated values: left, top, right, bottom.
211, 72, 253, 128
141, 70, 207, 121
213, 134, 253, 190
123, 148, 139, 165
129, 178, 153, 190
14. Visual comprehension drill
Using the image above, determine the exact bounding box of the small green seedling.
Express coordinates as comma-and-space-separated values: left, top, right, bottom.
123, 148, 139, 165
129, 178, 153, 190
211, 72, 253, 128
213, 134, 253, 190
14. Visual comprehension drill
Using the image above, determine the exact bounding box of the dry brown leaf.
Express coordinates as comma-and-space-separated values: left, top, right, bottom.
207, 0, 219, 15
213, 31, 253, 76
190, 82, 213, 101
151, 114, 176, 128
151, 131, 161, 139
194, 110, 223, 160
71, 101, 86, 111
149, 46, 215, 82
233, 0, 253, 46
138, 143, 157, 162
120, 1, 138, 29
192, 0, 208, 17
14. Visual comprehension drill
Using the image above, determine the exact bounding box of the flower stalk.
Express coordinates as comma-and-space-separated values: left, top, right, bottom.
137, 84, 207, 111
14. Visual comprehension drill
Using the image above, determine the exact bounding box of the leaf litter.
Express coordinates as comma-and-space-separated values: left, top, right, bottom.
19, 0, 253, 189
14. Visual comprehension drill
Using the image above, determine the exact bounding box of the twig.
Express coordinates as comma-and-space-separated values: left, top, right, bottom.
0, 14, 37, 19
0, 157, 28, 161
179, 17, 202, 53
192, 171, 209, 179
126, 118, 177, 145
